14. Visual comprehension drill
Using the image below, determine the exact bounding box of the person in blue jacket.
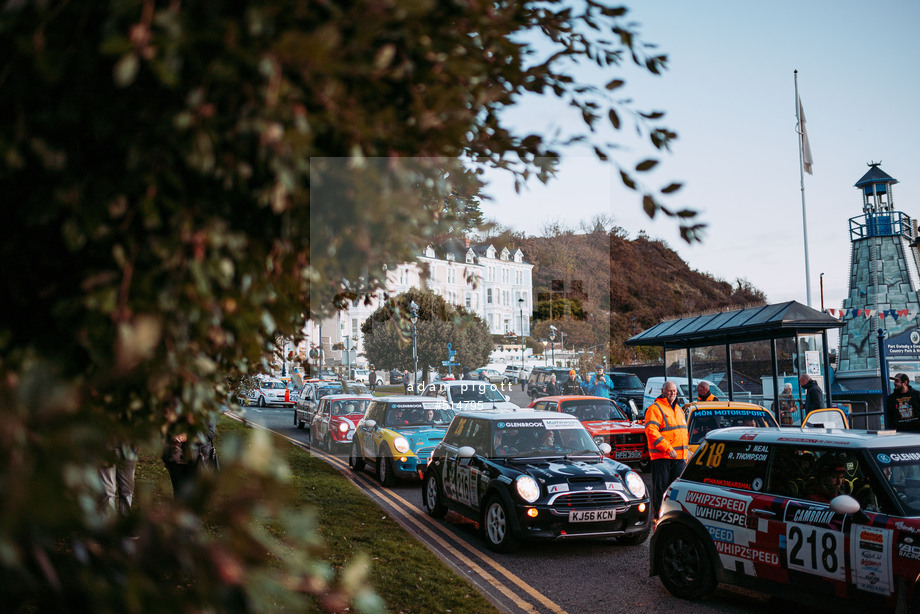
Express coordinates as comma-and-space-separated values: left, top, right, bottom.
587, 364, 613, 398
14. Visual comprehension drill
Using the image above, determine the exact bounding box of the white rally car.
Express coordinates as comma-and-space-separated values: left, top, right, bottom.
651, 426, 920, 612
246, 376, 295, 408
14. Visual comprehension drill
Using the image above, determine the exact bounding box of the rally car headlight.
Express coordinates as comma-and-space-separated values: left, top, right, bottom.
593, 436, 604, 446
393, 436, 410, 454
515, 475, 540, 503
624, 471, 646, 499
338, 421, 350, 433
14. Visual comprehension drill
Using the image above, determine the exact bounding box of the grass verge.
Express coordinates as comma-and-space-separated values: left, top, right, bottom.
136, 416, 499, 614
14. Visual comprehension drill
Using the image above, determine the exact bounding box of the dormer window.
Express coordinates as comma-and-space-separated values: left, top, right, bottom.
514, 249, 523, 263
425, 245, 435, 258
500, 247, 510, 261
465, 249, 474, 264
486, 245, 496, 259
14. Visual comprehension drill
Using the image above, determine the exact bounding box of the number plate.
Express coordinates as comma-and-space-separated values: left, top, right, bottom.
569, 509, 616, 523
615, 449, 642, 460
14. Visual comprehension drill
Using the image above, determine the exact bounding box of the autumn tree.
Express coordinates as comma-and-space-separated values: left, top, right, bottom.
0, 1, 686, 611
361, 290, 492, 383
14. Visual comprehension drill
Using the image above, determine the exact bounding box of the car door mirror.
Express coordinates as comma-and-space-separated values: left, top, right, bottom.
829, 494, 861, 515
598, 443, 612, 455
504, 394, 510, 402
364, 419, 377, 429
628, 400, 640, 421
458, 446, 476, 458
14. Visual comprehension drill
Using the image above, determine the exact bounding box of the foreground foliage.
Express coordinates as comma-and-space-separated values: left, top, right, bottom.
1, 1, 683, 611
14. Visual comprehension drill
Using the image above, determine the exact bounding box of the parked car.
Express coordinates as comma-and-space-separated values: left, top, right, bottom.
607, 371, 646, 409
525, 367, 573, 400
528, 395, 650, 471
651, 427, 920, 611
422, 409, 651, 552
310, 394, 374, 452
349, 397, 454, 485
421, 380, 518, 411
243, 376, 295, 408
641, 377, 725, 415
684, 401, 780, 454
352, 368, 384, 386
470, 368, 510, 384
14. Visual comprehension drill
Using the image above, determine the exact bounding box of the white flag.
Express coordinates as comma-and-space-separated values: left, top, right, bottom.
798, 95, 814, 175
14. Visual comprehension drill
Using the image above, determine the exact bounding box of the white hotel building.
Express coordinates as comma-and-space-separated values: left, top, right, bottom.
301, 238, 534, 366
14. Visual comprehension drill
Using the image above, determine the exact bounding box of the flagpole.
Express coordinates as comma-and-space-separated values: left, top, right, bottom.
795, 70, 812, 308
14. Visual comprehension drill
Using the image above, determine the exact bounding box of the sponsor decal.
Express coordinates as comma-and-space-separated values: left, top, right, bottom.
696, 506, 748, 528
740, 433, 757, 441
548, 483, 569, 494
776, 437, 851, 445
500, 420, 545, 429
686, 491, 747, 513
898, 542, 920, 561
877, 453, 892, 464
727, 451, 768, 461
890, 452, 920, 462
714, 541, 780, 566
394, 402, 425, 410
543, 418, 583, 430
895, 521, 920, 534
852, 525, 893, 596
791, 507, 835, 525
703, 477, 751, 489
752, 477, 763, 491
707, 525, 735, 543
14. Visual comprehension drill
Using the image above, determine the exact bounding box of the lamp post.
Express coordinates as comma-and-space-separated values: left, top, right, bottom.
410, 300, 419, 395
542, 340, 548, 366
281, 338, 287, 377
549, 326, 556, 366
351, 334, 359, 376
518, 297, 525, 385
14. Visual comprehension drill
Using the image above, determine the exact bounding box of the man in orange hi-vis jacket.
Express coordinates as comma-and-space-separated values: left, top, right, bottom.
645, 380, 689, 520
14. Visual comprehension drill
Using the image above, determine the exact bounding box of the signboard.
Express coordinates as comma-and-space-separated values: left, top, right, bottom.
886, 328, 920, 389
805, 350, 822, 376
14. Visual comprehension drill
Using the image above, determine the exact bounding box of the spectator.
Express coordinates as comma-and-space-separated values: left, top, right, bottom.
644, 381, 689, 520
774, 382, 797, 425
368, 367, 377, 392
462, 366, 471, 380
799, 374, 824, 413
561, 370, 584, 395
587, 365, 612, 398
403, 369, 410, 394
696, 381, 717, 402
162, 418, 217, 503
98, 443, 137, 518
545, 374, 559, 396
886, 373, 920, 432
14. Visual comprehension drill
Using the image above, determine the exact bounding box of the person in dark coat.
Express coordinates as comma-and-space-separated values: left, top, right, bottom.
886, 373, 920, 432
799, 374, 824, 413
163, 418, 217, 502
561, 370, 584, 395
544, 374, 559, 396
462, 366, 471, 380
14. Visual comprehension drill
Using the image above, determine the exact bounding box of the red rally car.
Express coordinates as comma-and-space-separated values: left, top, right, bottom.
652, 426, 920, 612
528, 395, 650, 471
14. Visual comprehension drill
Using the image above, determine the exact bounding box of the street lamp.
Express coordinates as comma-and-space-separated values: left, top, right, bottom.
549, 326, 556, 366
518, 297, 525, 387
410, 300, 419, 395
281, 338, 288, 377
542, 340, 548, 366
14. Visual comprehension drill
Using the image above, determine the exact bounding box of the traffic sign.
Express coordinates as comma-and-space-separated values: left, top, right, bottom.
441, 360, 452, 366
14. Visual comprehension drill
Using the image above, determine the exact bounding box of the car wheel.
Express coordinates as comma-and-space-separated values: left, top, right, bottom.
617, 526, 651, 546
422, 472, 448, 519
482, 496, 518, 552
349, 441, 365, 472
258, 396, 266, 407
377, 446, 396, 486
655, 526, 716, 600
296, 412, 305, 429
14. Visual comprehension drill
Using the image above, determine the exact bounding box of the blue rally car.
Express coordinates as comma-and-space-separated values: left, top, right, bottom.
349, 396, 454, 486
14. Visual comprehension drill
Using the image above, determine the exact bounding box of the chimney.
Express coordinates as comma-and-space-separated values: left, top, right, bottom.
465, 236, 470, 248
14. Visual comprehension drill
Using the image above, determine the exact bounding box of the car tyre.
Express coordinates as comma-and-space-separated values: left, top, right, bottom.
482, 496, 519, 552
377, 446, 396, 486
349, 441, 365, 472
296, 411, 305, 429
655, 525, 716, 600
258, 396, 266, 407
422, 472, 448, 518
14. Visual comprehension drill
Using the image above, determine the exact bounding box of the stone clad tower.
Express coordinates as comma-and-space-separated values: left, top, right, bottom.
836, 163, 920, 383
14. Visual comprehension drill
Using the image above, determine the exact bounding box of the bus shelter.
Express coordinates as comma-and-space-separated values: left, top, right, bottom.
625, 301, 844, 422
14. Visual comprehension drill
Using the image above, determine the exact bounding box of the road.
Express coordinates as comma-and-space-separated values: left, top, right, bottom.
235, 387, 841, 614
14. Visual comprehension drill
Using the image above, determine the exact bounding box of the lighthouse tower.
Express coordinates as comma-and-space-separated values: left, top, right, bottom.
836, 163, 920, 384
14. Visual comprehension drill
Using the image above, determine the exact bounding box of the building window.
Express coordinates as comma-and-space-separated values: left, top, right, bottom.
487, 288, 492, 304
465, 293, 471, 308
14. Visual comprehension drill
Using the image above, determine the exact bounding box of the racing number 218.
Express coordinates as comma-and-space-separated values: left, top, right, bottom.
786, 524, 845, 580
695, 442, 725, 468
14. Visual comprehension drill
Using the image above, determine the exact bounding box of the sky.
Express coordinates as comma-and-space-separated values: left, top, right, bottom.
479, 0, 920, 331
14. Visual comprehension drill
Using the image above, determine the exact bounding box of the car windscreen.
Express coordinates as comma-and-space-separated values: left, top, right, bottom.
491, 418, 597, 457
874, 447, 920, 515
688, 409, 776, 444
385, 404, 453, 427
610, 374, 642, 389
448, 383, 506, 403
679, 383, 726, 398
331, 400, 371, 416
560, 400, 627, 421
317, 386, 343, 398
262, 381, 286, 390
